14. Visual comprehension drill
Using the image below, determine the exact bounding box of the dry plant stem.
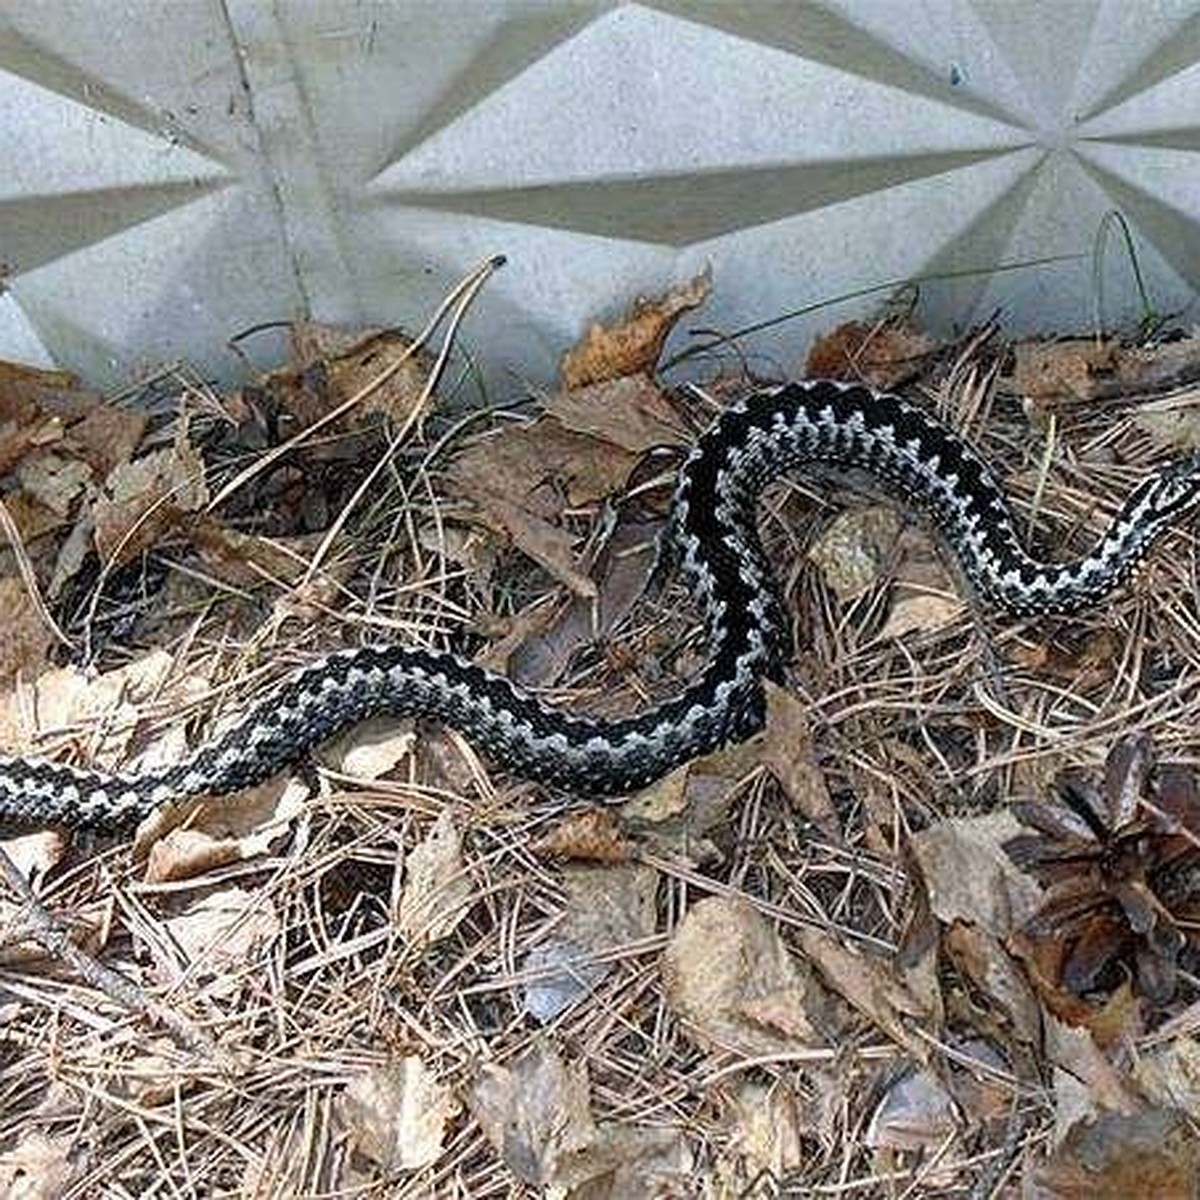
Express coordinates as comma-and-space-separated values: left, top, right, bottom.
207, 254, 505, 514
0, 845, 218, 1058
0, 494, 73, 649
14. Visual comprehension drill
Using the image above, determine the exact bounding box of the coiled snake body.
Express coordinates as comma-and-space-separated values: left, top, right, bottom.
5, 380, 1200, 831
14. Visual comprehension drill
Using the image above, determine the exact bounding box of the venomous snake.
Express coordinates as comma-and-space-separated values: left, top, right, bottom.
3, 378, 1200, 832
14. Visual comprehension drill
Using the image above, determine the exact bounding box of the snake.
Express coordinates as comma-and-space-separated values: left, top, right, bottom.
3, 378, 1199, 832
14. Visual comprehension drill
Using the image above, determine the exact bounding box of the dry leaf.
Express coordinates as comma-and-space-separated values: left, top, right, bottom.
323, 715, 416, 781
805, 319, 936, 390
730, 1080, 808, 1178
760, 682, 839, 838
139, 777, 307, 872
396, 809, 473, 946
865, 1066, 958, 1152
64, 403, 147, 476
152, 885, 280, 998
561, 269, 711, 388
470, 1039, 595, 1186
1012, 338, 1118, 404
1028, 1107, 1198, 1198
910, 810, 1045, 937
0, 649, 178, 760
662, 895, 829, 1057
545, 375, 689, 452
522, 863, 657, 1021
93, 433, 208, 564
188, 516, 314, 589
530, 808, 632, 863
1133, 1036, 1200, 1119
795, 925, 931, 1060
0, 1132, 79, 1199
0, 577, 54, 686
269, 324, 433, 431
15, 453, 91, 518
341, 1058, 459, 1173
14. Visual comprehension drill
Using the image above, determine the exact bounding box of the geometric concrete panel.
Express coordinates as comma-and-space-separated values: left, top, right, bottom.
3, 1, 1200, 393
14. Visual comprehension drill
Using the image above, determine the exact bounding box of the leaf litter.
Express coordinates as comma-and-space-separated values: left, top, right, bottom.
1, 267, 1200, 1192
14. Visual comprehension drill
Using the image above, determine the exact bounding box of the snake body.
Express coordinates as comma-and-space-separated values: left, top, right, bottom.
5, 379, 1200, 831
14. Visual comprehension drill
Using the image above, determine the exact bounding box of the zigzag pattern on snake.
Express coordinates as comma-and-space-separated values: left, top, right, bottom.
4, 379, 1200, 831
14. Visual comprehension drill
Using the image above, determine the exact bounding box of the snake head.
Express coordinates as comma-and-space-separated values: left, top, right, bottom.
1147, 451, 1200, 520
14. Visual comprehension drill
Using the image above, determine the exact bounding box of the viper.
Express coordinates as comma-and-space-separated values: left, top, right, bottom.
3, 379, 1198, 830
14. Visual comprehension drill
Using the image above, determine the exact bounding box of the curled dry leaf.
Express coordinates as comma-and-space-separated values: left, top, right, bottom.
340, 1058, 460, 1173
804, 319, 937, 390
662, 895, 829, 1058
268, 323, 433, 432
530, 807, 632, 864
561, 268, 711, 388
396, 809, 473, 947
93, 433, 208, 565
138, 777, 307, 874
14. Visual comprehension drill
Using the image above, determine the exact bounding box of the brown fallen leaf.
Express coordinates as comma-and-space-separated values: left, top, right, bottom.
396, 809, 474, 947
0, 576, 54, 687
545, 375, 689, 453
149, 885, 281, 999
805, 319, 937, 390
64, 403, 148, 476
139, 777, 307, 874
522, 862, 657, 1021
340, 1058, 460, 1173
264, 323, 433, 432
470, 1039, 691, 1192
0, 649, 179, 761
795, 925, 932, 1061
1027, 1107, 1197, 1198
909, 810, 1045, 937
530, 807, 632, 864
93, 431, 209, 565
561, 268, 711, 388
1012, 337, 1118, 404
470, 1039, 596, 1186
760, 681, 839, 839
662, 895, 831, 1058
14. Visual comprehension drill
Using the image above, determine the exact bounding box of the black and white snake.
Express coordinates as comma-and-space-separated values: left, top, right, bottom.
4, 379, 1200, 831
